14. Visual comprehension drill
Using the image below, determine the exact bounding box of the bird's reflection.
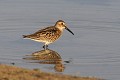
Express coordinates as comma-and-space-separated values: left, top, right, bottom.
23, 49, 65, 72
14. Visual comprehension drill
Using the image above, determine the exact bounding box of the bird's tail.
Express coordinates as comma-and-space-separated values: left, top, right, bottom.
23, 35, 28, 38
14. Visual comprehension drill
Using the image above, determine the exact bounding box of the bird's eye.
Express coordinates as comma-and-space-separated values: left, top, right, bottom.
61, 22, 64, 25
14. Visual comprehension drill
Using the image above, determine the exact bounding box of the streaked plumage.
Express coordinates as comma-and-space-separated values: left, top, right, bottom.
23, 20, 74, 49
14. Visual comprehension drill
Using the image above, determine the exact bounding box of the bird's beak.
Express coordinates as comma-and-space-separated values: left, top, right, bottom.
65, 26, 74, 35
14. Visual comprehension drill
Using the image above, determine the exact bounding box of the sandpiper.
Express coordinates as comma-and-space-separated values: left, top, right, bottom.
23, 20, 74, 50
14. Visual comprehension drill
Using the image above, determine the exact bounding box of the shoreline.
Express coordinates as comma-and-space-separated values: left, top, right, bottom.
0, 64, 102, 80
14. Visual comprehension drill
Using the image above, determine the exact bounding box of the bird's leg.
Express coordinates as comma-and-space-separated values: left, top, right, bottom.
43, 45, 46, 50
43, 45, 48, 50
46, 45, 48, 49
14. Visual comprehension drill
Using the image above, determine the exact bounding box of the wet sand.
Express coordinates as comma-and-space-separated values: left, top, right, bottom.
0, 64, 101, 80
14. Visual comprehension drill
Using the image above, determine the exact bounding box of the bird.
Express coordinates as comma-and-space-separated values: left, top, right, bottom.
23, 20, 74, 50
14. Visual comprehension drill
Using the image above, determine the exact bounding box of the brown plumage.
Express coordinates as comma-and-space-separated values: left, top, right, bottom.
23, 20, 74, 49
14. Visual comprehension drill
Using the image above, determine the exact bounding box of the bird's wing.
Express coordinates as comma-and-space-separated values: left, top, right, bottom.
23, 26, 58, 39
34, 26, 57, 37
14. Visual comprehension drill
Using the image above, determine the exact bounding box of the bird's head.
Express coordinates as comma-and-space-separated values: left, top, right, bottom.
55, 20, 74, 35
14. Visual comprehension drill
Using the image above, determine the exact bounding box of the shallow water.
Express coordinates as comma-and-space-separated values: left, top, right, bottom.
0, 0, 120, 80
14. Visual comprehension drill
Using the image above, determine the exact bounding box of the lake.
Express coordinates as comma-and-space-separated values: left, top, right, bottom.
0, 0, 120, 80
